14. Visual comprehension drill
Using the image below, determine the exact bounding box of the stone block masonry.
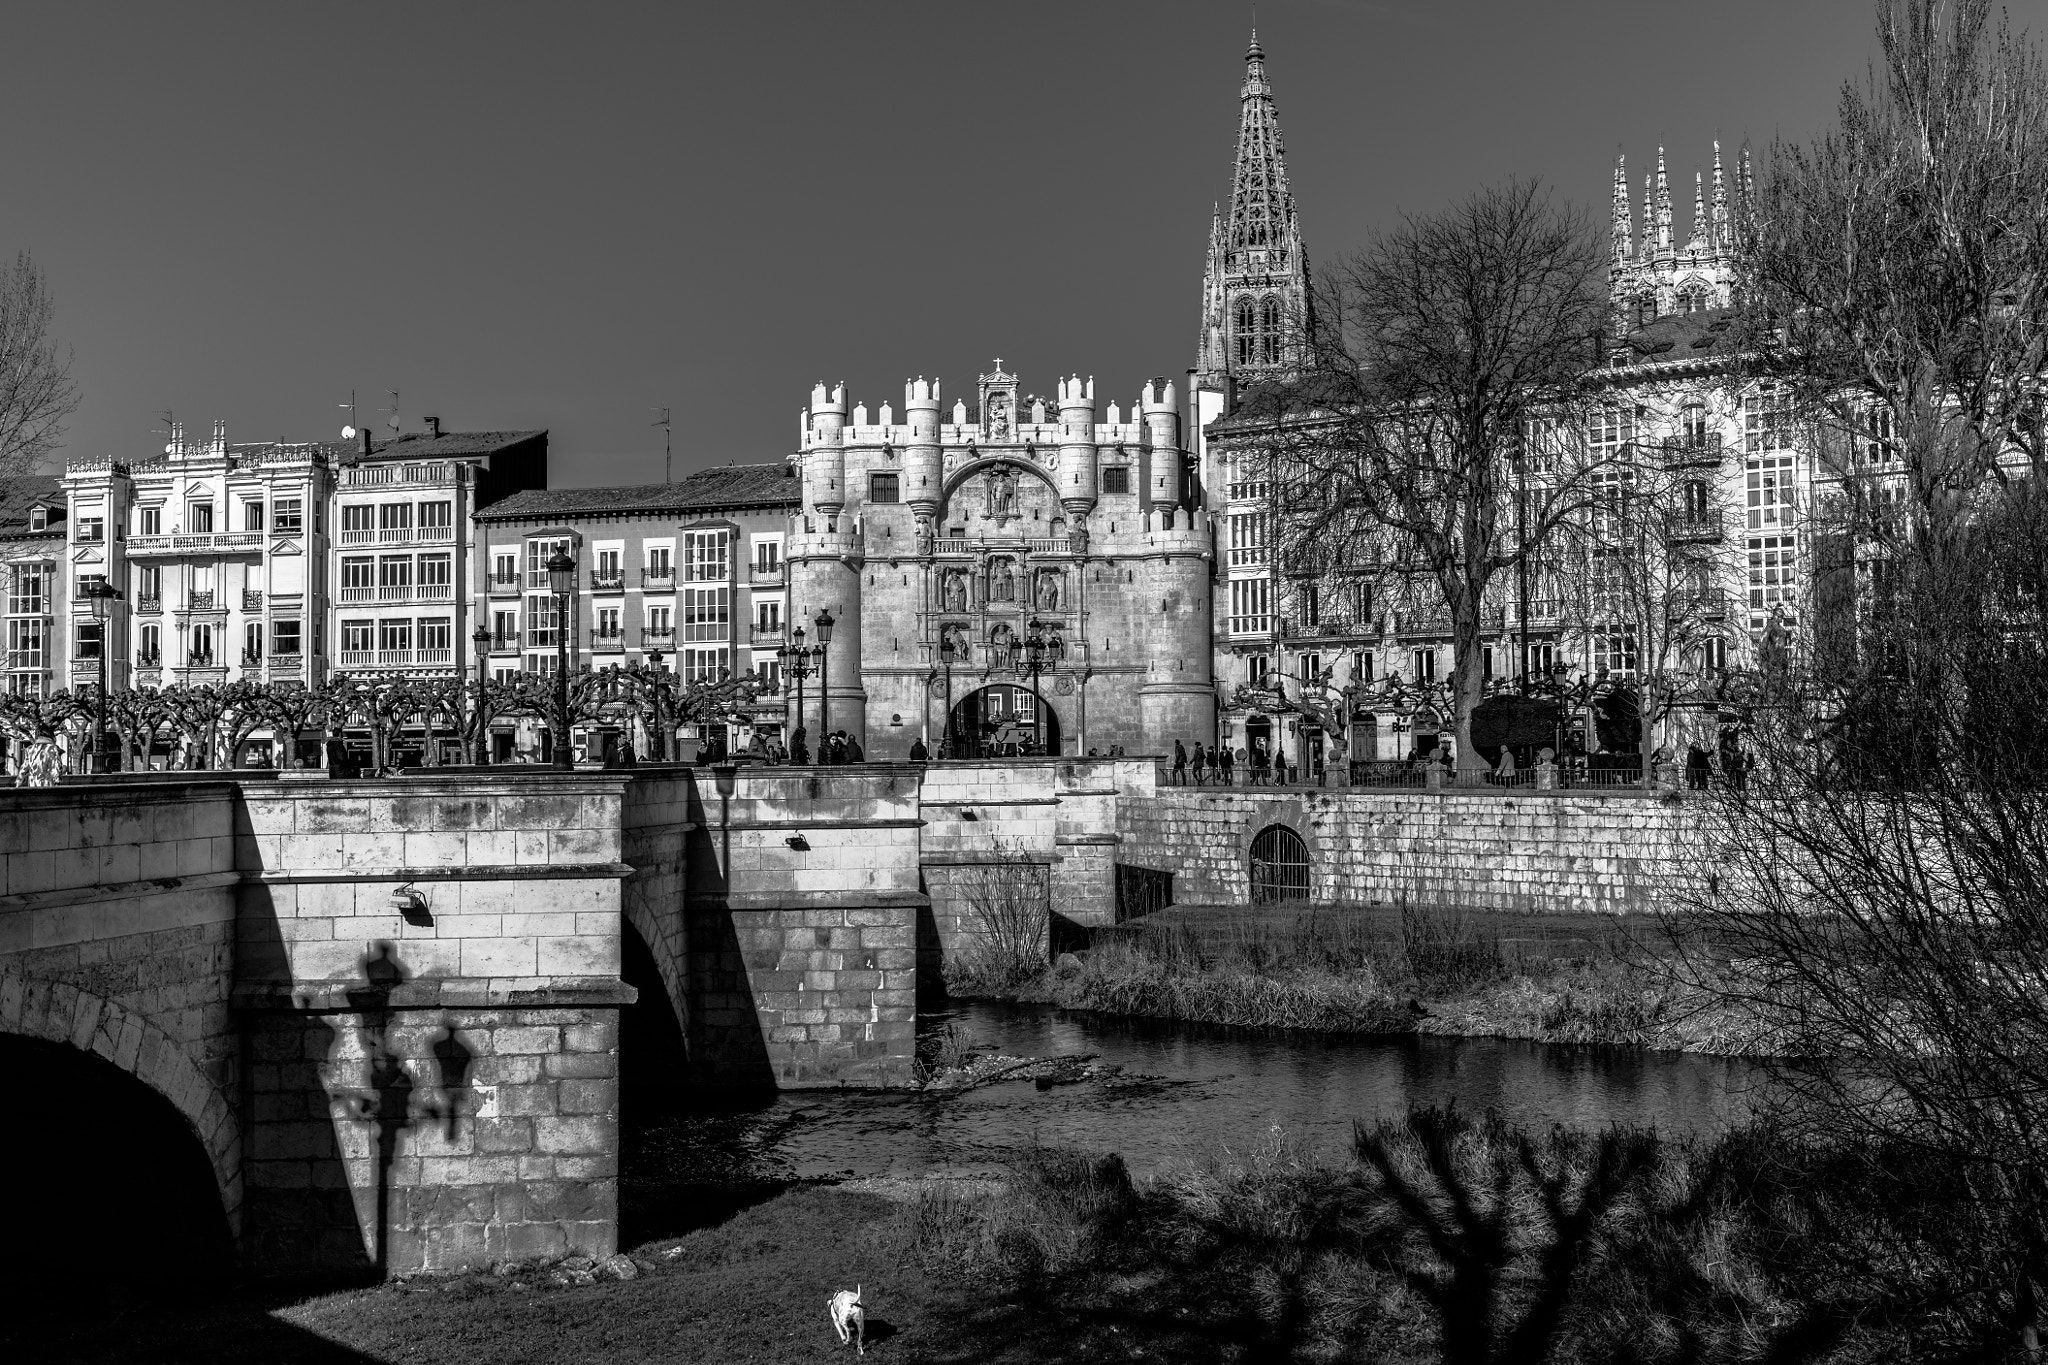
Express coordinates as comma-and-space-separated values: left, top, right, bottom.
1115, 780, 1694, 916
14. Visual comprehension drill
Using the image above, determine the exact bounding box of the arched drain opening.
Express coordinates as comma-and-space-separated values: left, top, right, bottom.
0, 1033, 232, 1316
1250, 825, 1311, 904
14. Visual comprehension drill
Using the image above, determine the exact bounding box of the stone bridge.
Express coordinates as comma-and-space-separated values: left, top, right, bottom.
0, 758, 1134, 1280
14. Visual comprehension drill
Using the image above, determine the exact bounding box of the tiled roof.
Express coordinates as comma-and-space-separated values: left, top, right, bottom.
476, 463, 798, 521
1615, 306, 1739, 362
357, 430, 546, 461
0, 474, 65, 540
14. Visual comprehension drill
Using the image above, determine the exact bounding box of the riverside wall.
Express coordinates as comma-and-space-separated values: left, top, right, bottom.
1114, 780, 1695, 916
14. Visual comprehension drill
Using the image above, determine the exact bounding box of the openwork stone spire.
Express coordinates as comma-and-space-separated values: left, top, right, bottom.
1197, 30, 1311, 384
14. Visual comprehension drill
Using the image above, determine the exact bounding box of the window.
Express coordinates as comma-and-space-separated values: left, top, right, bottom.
527, 537, 571, 586
77, 573, 107, 599
1350, 580, 1374, 627
378, 619, 412, 660
273, 498, 303, 534
1258, 296, 1282, 365
1682, 403, 1709, 448
1229, 512, 1268, 567
1413, 647, 1437, 683
755, 658, 782, 694
190, 623, 214, 664
645, 545, 673, 579
595, 548, 621, 583
75, 620, 104, 660
341, 505, 373, 536
419, 618, 451, 656
7, 618, 45, 667
139, 506, 161, 536
135, 565, 160, 604
341, 620, 373, 657
340, 557, 375, 601
647, 605, 672, 634
1299, 652, 1322, 681
1298, 582, 1319, 627
243, 622, 263, 662
379, 502, 413, 535
27, 505, 46, 532
7, 564, 47, 615
1246, 654, 1271, 685
1358, 650, 1375, 682
185, 503, 211, 534
492, 610, 516, 645
78, 514, 106, 543
683, 586, 730, 642
1225, 453, 1269, 501
596, 606, 621, 637
273, 620, 302, 655
1747, 454, 1796, 532
683, 529, 729, 582
1864, 405, 1895, 466
1101, 465, 1130, 495
137, 623, 159, 664
244, 501, 265, 532
1593, 630, 1639, 677
1229, 578, 1271, 634
869, 472, 900, 504
756, 599, 782, 634
1234, 296, 1257, 366
753, 540, 780, 575
684, 646, 731, 684
1589, 404, 1637, 455
1700, 637, 1727, 674
1744, 385, 1792, 453
418, 555, 451, 598
1748, 535, 1797, 632
419, 501, 452, 534
525, 594, 560, 646
378, 555, 413, 595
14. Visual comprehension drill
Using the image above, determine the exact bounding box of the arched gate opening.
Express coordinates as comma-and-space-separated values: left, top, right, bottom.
1249, 825, 1311, 904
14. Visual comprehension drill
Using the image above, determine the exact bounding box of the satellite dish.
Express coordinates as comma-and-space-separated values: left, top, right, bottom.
341, 425, 356, 440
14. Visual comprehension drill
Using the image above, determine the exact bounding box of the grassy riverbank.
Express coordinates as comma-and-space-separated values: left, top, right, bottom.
949, 904, 1758, 1053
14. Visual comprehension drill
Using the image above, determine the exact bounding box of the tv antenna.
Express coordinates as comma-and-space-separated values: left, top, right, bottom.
339, 390, 358, 439
652, 407, 672, 484
150, 409, 177, 454
379, 390, 401, 434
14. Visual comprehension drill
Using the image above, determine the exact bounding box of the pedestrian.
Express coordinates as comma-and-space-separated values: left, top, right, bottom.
1251, 742, 1270, 786
846, 734, 864, 763
1191, 742, 1207, 785
1219, 744, 1236, 785
828, 731, 847, 765
909, 736, 929, 762
767, 735, 787, 765
1172, 739, 1188, 785
1686, 742, 1710, 790
789, 726, 810, 765
1494, 745, 1517, 786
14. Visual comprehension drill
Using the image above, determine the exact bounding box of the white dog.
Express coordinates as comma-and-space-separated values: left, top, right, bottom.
828, 1285, 866, 1354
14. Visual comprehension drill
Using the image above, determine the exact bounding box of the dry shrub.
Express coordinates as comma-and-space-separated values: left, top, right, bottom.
1400, 906, 1508, 996
941, 851, 1050, 993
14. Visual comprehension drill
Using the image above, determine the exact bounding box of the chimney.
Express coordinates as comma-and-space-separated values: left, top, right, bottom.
426, 416, 442, 438
358, 428, 373, 457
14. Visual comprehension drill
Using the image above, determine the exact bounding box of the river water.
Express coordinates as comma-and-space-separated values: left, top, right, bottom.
633, 1002, 1769, 1189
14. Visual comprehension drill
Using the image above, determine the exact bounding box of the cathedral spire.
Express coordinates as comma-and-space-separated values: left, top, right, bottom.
1642, 172, 1653, 262
1197, 30, 1310, 384
1612, 153, 1632, 264
1655, 147, 1673, 255
1711, 140, 1729, 248
1691, 170, 1707, 249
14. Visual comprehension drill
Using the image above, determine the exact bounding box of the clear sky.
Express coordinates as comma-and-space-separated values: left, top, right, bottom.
2, 0, 1886, 486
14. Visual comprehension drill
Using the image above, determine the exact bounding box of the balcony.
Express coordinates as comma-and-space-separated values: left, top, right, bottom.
416, 524, 455, 544
641, 569, 675, 591
135, 596, 161, 615
526, 630, 561, 649
72, 655, 102, 673
186, 591, 218, 612
750, 562, 783, 584
488, 574, 521, 596
267, 653, 304, 673
750, 623, 786, 646
1225, 615, 1275, 637
1665, 511, 1724, 543
591, 629, 626, 653
5, 650, 46, 671
126, 532, 264, 557
1661, 432, 1725, 466
342, 462, 461, 488
490, 634, 519, 654
416, 583, 453, 602
339, 649, 376, 669
1673, 587, 1730, 619
241, 649, 263, 666
641, 627, 675, 648
243, 589, 264, 611
590, 573, 625, 594
134, 652, 160, 668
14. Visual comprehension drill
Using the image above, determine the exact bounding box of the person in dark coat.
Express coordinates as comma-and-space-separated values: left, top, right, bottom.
846, 735, 864, 763
1218, 744, 1236, 785
1686, 742, 1711, 790
1172, 740, 1188, 784
909, 737, 929, 762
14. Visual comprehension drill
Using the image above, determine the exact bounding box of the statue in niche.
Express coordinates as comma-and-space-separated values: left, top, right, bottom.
1045, 630, 1066, 662
986, 465, 1018, 522
915, 518, 935, 556
987, 392, 1012, 441
940, 623, 969, 663
942, 570, 968, 612
1035, 571, 1060, 611
989, 623, 1015, 669
989, 557, 1016, 603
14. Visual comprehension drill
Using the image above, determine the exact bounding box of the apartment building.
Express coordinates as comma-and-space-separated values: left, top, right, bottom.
0, 475, 67, 700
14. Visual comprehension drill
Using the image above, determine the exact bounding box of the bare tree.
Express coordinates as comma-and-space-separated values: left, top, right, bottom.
0, 251, 82, 480
1246, 180, 1614, 771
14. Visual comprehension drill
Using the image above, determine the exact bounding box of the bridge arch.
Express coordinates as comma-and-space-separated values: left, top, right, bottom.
0, 970, 241, 1231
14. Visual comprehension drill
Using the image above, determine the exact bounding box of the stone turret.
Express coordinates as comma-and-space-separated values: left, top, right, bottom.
1141, 378, 1178, 514
1057, 375, 1096, 518
805, 381, 847, 516
903, 377, 943, 522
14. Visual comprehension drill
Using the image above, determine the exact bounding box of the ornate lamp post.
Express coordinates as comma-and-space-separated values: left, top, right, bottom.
470, 626, 492, 765
1022, 619, 1050, 755
547, 548, 576, 770
646, 646, 666, 760
776, 627, 815, 762
814, 609, 835, 751
87, 580, 120, 772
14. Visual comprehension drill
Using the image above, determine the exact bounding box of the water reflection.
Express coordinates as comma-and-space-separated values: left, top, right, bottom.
644, 1001, 1768, 1184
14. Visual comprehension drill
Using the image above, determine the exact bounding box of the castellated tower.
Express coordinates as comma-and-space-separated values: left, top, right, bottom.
786, 364, 1214, 760
788, 381, 867, 747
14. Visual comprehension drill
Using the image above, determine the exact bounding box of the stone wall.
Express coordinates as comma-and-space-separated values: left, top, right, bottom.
678, 767, 920, 1087
0, 783, 245, 1227
231, 776, 634, 1274
1116, 780, 1693, 915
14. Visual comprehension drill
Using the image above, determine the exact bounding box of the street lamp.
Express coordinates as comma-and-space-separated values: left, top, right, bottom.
775, 627, 815, 763
814, 609, 835, 753
646, 647, 666, 760
547, 547, 576, 770
470, 626, 492, 765
87, 580, 120, 773
1023, 619, 1050, 755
